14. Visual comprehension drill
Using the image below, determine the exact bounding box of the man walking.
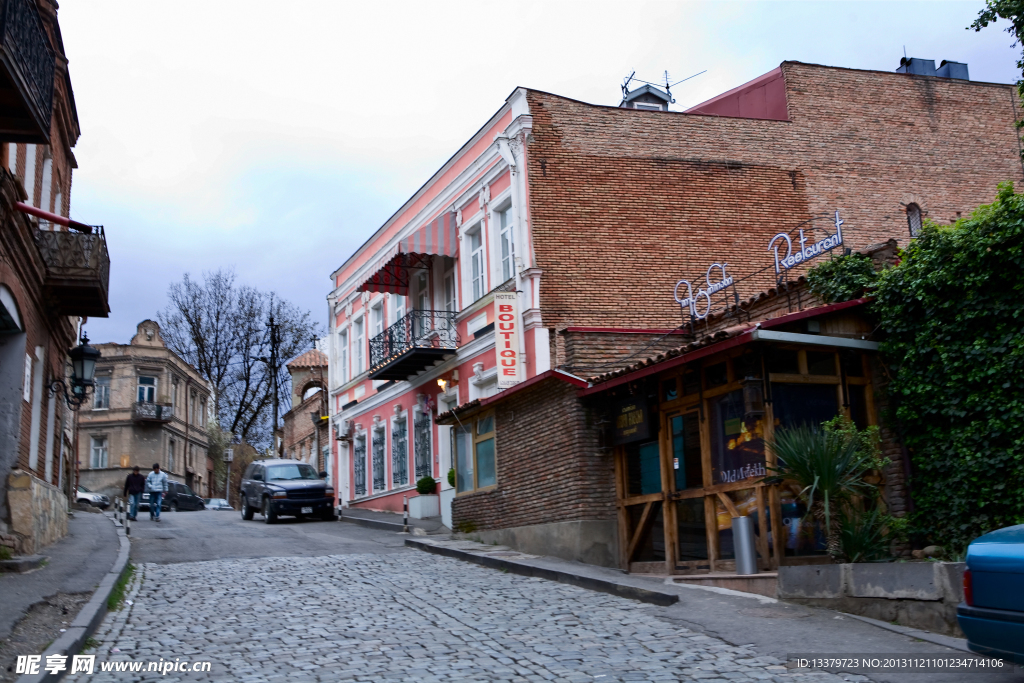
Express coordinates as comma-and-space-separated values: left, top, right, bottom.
145, 463, 169, 522
123, 466, 146, 521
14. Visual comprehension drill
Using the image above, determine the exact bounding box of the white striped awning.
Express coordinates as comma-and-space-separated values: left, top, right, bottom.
359, 212, 458, 296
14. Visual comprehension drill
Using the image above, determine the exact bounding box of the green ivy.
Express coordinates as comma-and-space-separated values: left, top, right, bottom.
872, 182, 1024, 551
806, 253, 878, 304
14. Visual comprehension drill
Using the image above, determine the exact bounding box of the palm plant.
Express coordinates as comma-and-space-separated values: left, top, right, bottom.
766, 426, 875, 561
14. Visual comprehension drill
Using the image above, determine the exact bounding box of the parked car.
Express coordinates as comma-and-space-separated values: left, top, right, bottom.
164, 481, 205, 511
139, 490, 169, 512
239, 459, 335, 523
957, 523, 1024, 664
204, 498, 234, 510
75, 484, 110, 509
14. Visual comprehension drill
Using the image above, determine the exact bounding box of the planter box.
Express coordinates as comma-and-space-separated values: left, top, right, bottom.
409, 494, 439, 519
440, 488, 455, 529
778, 562, 965, 637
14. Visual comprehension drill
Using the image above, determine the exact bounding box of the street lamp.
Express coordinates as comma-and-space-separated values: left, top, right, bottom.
49, 335, 101, 410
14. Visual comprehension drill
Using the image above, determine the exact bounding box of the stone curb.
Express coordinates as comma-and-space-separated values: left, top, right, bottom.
405, 538, 679, 607
339, 514, 407, 533
17, 515, 131, 683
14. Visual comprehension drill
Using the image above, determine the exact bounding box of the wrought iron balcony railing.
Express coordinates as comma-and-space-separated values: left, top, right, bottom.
132, 402, 173, 423
0, 0, 55, 142
33, 227, 110, 317
368, 309, 460, 381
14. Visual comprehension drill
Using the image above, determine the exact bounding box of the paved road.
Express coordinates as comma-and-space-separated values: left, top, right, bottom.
65, 510, 1019, 683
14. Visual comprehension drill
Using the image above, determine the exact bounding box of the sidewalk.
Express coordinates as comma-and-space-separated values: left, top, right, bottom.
407, 536, 1018, 683
340, 506, 448, 533
0, 511, 118, 642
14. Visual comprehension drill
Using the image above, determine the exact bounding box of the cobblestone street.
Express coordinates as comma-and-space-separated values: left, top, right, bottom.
72, 551, 855, 683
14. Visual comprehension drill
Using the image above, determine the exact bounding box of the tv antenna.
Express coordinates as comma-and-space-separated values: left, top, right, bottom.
621, 69, 707, 105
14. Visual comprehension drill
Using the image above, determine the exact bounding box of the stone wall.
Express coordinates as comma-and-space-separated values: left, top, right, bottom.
6, 469, 68, 555
778, 562, 965, 637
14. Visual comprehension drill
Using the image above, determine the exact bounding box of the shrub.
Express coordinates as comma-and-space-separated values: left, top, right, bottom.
416, 476, 436, 495
872, 182, 1024, 552
447, 468, 455, 487
807, 253, 878, 304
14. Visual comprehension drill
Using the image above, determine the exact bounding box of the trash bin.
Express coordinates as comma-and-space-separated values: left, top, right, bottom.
733, 515, 759, 575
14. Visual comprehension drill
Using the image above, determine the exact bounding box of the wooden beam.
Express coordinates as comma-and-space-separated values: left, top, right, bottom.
625, 501, 655, 564
756, 486, 770, 567
716, 491, 740, 518
704, 494, 719, 572
614, 447, 630, 570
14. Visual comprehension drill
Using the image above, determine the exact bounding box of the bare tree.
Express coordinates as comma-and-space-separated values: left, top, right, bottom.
158, 269, 322, 448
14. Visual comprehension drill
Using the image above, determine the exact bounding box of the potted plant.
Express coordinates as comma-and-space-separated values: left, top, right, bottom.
409, 476, 440, 519
767, 425, 874, 561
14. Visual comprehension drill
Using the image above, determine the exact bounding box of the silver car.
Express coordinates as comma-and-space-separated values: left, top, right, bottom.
75, 484, 110, 509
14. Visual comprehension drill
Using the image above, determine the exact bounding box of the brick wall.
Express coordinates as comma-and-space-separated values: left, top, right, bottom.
452, 379, 614, 531
526, 62, 1023, 335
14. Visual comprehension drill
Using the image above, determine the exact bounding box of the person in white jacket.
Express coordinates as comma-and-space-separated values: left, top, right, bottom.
145, 463, 169, 522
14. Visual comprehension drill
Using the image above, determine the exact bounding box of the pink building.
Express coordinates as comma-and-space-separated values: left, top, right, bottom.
327, 90, 544, 519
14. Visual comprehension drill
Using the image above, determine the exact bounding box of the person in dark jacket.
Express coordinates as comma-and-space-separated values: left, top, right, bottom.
123, 466, 146, 521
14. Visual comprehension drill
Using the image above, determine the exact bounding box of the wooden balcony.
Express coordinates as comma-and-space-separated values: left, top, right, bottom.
0, 0, 55, 143
33, 226, 110, 317
368, 310, 460, 381
132, 402, 173, 423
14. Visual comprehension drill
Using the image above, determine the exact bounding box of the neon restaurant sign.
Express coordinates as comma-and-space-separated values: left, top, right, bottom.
670, 211, 850, 322
767, 211, 845, 275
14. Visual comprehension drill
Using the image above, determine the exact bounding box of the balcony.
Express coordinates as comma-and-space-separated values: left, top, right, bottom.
33, 227, 110, 317
132, 402, 173, 423
0, 0, 55, 143
369, 310, 460, 381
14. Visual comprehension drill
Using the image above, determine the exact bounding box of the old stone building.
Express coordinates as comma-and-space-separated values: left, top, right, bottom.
281, 348, 330, 476
77, 321, 212, 499
0, 0, 110, 555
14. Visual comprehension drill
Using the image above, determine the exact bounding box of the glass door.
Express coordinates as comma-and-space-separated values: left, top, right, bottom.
669, 412, 709, 567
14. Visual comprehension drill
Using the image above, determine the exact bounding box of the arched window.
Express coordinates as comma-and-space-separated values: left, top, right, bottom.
906, 203, 922, 238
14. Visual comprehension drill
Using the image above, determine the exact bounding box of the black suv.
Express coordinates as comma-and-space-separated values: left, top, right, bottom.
239, 459, 336, 523
165, 481, 205, 511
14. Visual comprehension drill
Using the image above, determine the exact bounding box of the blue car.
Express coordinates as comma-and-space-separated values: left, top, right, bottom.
957, 524, 1024, 664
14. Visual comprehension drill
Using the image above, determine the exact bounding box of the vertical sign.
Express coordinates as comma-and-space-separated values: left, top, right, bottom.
494, 292, 521, 389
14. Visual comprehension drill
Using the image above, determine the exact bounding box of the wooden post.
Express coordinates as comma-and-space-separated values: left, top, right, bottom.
614, 447, 630, 570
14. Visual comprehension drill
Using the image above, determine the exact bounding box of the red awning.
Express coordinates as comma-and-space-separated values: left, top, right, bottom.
359, 212, 458, 296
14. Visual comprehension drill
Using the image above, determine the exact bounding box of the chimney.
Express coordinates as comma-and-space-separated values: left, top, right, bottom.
937, 60, 969, 80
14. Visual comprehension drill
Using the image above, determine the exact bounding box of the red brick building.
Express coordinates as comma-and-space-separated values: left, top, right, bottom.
328, 57, 1022, 552
0, 0, 111, 554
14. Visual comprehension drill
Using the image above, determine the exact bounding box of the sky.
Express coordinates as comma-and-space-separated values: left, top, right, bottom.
60, 1, 1019, 348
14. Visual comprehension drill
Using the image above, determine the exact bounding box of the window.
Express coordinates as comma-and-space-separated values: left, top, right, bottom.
415, 272, 429, 311
168, 439, 175, 472
200, 398, 207, 426
39, 154, 51, 213
353, 434, 366, 496
414, 410, 432, 480
371, 302, 384, 337
353, 318, 364, 374
22, 144, 36, 203
137, 376, 156, 403
907, 203, 923, 238
392, 416, 408, 486
93, 376, 110, 409
469, 226, 485, 301
90, 436, 108, 468
443, 268, 456, 313
338, 330, 349, 384
455, 412, 496, 493
371, 427, 386, 492
171, 378, 179, 412
190, 391, 198, 424
392, 293, 405, 324
498, 206, 514, 282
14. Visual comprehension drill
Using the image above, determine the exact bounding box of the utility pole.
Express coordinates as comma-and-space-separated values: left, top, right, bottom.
268, 314, 281, 456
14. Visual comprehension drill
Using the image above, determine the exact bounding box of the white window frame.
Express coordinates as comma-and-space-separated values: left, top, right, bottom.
22, 144, 36, 204
443, 267, 457, 313
415, 271, 429, 311
371, 301, 384, 337
353, 317, 365, 375
468, 224, 485, 301
137, 376, 156, 403
338, 329, 349, 384
498, 204, 514, 283
90, 435, 108, 469
93, 376, 110, 410
39, 153, 52, 213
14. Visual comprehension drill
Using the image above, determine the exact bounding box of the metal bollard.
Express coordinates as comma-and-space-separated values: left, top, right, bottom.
403, 495, 409, 533
732, 515, 759, 575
